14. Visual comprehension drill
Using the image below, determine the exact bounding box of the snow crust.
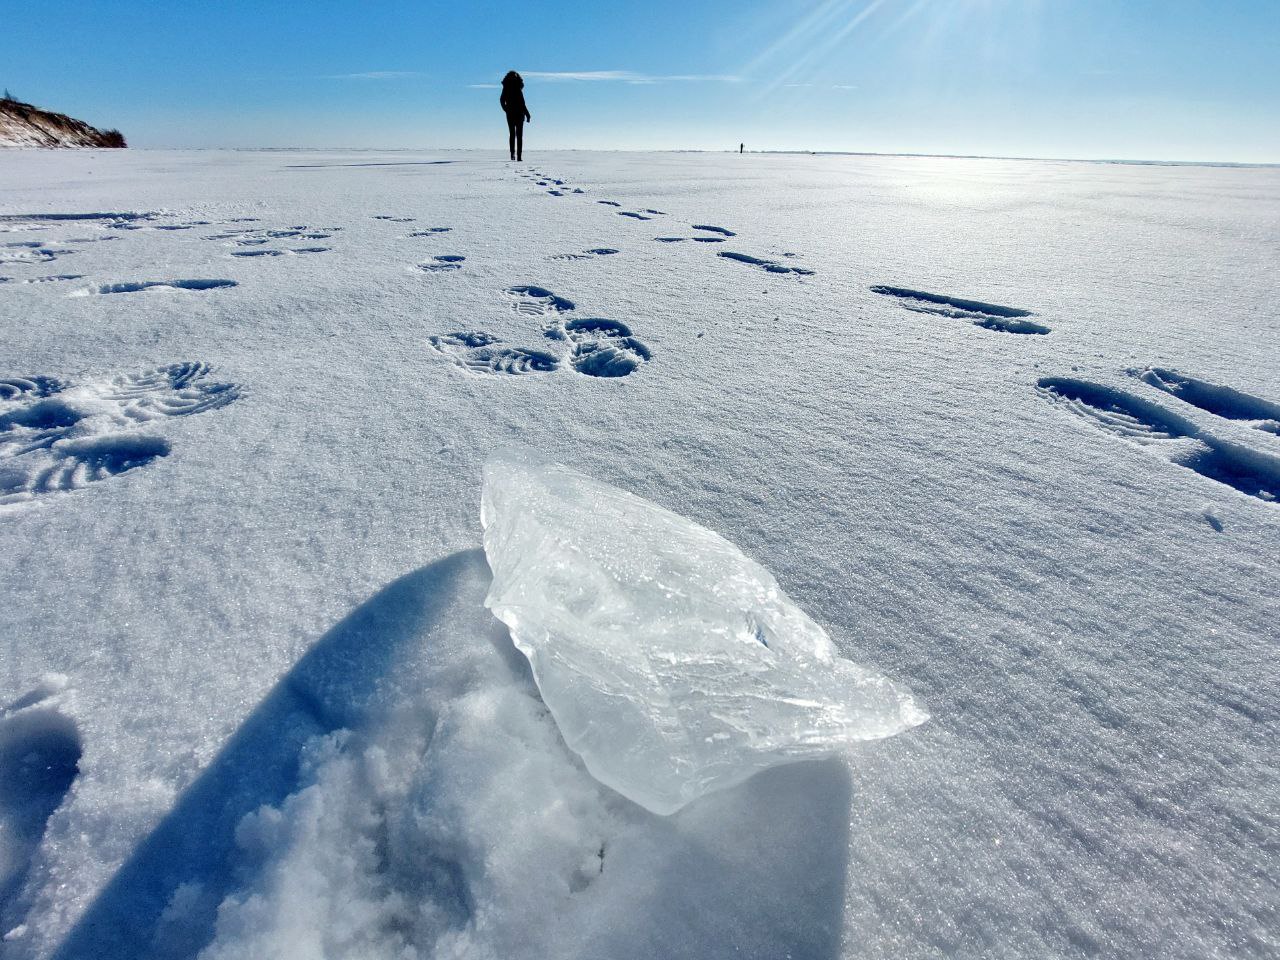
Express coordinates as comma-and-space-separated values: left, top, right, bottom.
482, 454, 926, 813
1, 148, 1277, 960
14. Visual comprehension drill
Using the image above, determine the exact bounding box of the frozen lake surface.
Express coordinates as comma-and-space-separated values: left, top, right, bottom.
1, 148, 1277, 959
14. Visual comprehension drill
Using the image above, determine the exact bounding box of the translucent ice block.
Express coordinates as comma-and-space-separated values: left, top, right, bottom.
481, 455, 928, 814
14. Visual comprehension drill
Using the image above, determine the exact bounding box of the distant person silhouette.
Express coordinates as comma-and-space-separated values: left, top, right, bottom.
500, 71, 532, 161
740, 142, 744, 154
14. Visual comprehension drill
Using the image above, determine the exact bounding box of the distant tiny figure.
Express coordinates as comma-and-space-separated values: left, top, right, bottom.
500, 71, 532, 161
739, 143, 744, 154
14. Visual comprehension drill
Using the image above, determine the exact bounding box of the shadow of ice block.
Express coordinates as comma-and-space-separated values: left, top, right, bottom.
481, 455, 928, 815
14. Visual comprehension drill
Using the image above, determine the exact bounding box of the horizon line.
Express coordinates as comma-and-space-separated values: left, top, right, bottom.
39, 145, 1276, 169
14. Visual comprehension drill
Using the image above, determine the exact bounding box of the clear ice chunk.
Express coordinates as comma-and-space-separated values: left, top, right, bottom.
481, 456, 929, 815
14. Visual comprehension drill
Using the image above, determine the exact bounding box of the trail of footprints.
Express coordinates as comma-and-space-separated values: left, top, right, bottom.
519, 171, 816, 279
0, 212, 350, 291
518, 167, 1280, 511
0, 210, 475, 289
0, 361, 241, 507
5, 185, 1275, 516
429, 285, 651, 380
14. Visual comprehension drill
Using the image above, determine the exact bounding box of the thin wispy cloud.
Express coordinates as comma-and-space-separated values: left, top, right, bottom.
324, 70, 421, 80
783, 82, 858, 91
521, 70, 738, 84
468, 83, 500, 89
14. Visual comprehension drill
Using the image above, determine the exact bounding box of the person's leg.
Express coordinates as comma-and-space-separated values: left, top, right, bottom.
516, 120, 524, 161
507, 117, 516, 160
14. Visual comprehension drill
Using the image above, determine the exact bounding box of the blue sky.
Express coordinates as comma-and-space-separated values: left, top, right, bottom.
3, 0, 1278, 161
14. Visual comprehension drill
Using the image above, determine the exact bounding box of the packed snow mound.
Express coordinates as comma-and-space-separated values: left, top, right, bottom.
481, 455, 928, 814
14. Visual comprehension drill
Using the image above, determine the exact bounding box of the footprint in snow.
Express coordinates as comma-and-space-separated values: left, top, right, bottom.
109, 219, 210, 233
432, 285, 651, 379
0, 361, 242, 507
692, 224, 735, 237
0, 212, 158, 232
415, 255, 465, 273
0, 244, 76, 266
408, 228, 452, 236
617, 211, 653, 221
719, 251, 814, 276
231, 247, 329, 258
553, 317, 652, 379
1131, 367, 1280, 435
550, 248, 620, 262
70, 279, 237, 296
429, 333, 560, 376
205, 228, 330, 245
373, 215, 415, 223
1037, 377, 1280, 504
2, 275, 85, 285
505, 285, 576, 318
0, 679, 82, 918
526, 290, 653, 378
870, 286, 1047, 334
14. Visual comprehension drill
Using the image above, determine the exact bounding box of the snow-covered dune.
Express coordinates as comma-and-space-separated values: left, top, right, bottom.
0, 99, 125, 149
0, 149, 1276, 959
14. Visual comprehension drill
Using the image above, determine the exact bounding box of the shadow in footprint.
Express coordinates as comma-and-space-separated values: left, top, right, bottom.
1175, 444, 1280, 502
52, 551, 493, 960
457, 346, 560, 376
417, 256, 465, 273
72, 280, 237, 296
871, 285, 1047, 334
430, 334, 559, 376
1135, 368, 1280, 435
552, 318, 652, 379
505, 285, 575, 317
2, 434, 172, 502
570, 339, 652, 378
1036, 377, 1194, 442
1, 361, 240, 510
0, 689, 82, 927
1038, 377, 1280, 504
720, 251, 814, 276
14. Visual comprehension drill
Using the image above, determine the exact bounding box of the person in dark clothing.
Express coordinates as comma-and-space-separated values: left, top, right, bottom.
500, 71, 532, 161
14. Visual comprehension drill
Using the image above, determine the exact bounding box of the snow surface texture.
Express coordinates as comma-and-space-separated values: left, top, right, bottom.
0, 149, 1277, 960
481, 454, 926, 814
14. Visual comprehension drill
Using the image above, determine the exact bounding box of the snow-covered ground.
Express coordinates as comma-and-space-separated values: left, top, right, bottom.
0, 148, 1276, 960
